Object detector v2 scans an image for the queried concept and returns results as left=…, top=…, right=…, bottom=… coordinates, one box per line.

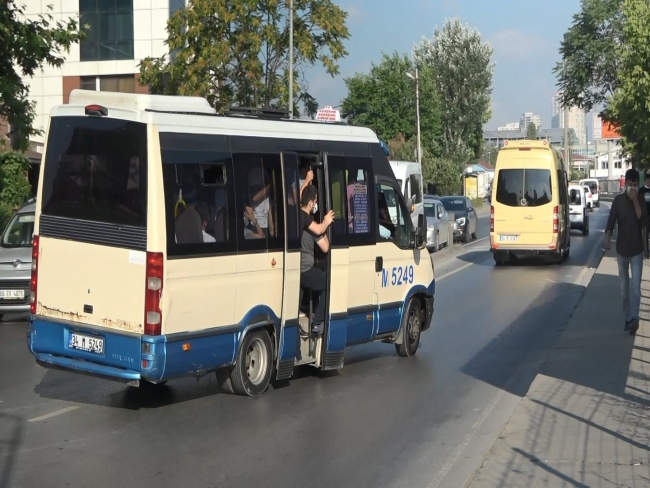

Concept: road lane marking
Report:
left=436, top=262, right=474, bottom=282
left=28, top=406, right=79, bottom=422
left=463, top=236, right=489, bottom=247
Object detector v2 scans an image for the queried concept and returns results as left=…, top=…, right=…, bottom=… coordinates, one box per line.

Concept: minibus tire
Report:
left=229, top=330, right=274, bottom=396
left=395, top=299, right=422, bottom=357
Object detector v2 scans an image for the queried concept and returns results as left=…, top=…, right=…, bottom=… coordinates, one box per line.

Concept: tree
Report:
left=0, top=3, right=84, bottom=151
left=481, top=142, right=500, bottom=165
left=414, top=17, right=494, bottom=164
left=342, top=52, right=441, bottom=154
left=388, top=135, right=461, bottom=195
left=554, top=0, right=623, bottom=113
left=139, top=0, right=349, bottom=116
left=526, top=122, right=538, bottom=140
left=609, top=0, right=650, bottom=166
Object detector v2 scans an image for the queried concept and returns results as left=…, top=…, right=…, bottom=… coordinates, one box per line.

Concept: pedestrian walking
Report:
left=605, top=168, right=648, bottom=335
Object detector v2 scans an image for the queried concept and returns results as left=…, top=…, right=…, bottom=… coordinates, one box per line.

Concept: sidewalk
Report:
left=468, top=251, right=650, bottom=488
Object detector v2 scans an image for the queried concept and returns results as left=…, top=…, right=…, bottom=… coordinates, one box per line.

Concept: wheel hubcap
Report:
left=409, top=311, right=421, bottom=344
left=245, top=337, right=268, bottom=386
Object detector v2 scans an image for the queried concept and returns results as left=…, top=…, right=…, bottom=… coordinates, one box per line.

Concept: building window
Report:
left=80, top=75, right=136, bottom=93
left=80, top=0, right=134, bottom=61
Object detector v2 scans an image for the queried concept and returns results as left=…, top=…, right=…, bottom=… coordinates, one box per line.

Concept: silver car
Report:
left=424, top=197, right=450, bottom=252
left=0, top=203, right=35, bottom=319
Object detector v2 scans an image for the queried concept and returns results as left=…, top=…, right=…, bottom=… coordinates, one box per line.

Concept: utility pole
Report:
left=288, top=0, right=294, bottom=119
left=585, top=109, right=589, bottom=178
left=563, top=61, right=569, bottom=173
left=415, top=67, right=421, bottom=165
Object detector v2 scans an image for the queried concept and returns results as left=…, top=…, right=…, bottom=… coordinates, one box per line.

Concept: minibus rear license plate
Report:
left=499, top=235, right=518, bottom=242
left=68, top=332, right=104, bottom=354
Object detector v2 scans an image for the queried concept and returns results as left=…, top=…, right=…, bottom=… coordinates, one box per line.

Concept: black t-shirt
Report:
left=639, top=186, right=650, bottom=220
left=300, top=210, right=322, bottom=273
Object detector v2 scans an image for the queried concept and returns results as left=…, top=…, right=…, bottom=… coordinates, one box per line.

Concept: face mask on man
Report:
left=627, top=185, right=638, bottom=196
left=312, top=202, right=319, bottom=214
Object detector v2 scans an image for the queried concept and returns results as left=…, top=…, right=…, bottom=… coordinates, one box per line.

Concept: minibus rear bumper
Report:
left=27, top=317, right=165, bottom=386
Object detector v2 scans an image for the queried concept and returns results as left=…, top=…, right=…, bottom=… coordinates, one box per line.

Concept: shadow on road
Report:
left=460, top=280, right=586, bottom=398
left=0, top=411, right=23, bottom=488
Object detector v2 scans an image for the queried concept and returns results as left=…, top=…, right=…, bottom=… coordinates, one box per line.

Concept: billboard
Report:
left=601, top=121, right=621, bottom=140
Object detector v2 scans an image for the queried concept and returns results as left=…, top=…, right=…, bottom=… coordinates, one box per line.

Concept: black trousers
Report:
left=300, top=267, right=327, bottom=325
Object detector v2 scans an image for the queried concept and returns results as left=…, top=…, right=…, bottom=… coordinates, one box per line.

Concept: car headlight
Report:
left=456, top=217, right=466, bottom=226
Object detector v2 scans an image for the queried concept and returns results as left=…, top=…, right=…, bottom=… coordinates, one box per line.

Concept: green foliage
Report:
left=414, top=17, right=494, bottom=163
left=0, top=3, right=84, bottom=151
left=471, top=197, right=483, bottom=208
left=342, top=52, right=441, bottom=154
left=139, top=0, right=349, bottom=116
left=481, top=143, right=500, bottom=165
left=554, top=0, right=623, bottom=112
left=387, top=135, right=461, bottom=196
left=0, top=153, right=32, bottom=209
left=609, top=0, right=650, bottom=167
left=526, top=122, right=538, bottom=140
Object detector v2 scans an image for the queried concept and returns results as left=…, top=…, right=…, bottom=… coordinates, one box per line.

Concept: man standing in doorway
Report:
left=300, top=185, right=334, bottom=334
left=605, top=168, right=648, bottom=335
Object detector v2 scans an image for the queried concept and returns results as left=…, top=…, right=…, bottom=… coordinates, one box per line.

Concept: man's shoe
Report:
left=311, top=322, right=324, bottom=334
left=630, top=319, right=640, bottom=336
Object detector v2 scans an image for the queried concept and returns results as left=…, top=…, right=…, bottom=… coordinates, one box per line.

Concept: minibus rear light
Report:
left=30, top=235, right=39, bottom=314
left=144, top=252, right=163, bottom=336
left=553, top=206, right=558, bottom=233
left=490, top=206, right=494, bottom=232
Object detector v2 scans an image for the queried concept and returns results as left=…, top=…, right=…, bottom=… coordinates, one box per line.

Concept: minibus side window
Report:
left=233, top=153, right=285, bottom=252
left=378, top=183, right=411, bottom=248
left=409, top=174, right=422, bottom=204
left=161, top=150, right=236, bottom=256
left=345, top=157, right=375, bottom=246
left=283, top=153, right=301, bottom=252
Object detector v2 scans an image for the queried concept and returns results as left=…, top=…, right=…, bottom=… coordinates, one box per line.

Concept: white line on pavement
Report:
left=436, top=262, right=474, bottom=282
left=463, top=236, right=489, bottom=247
left=28, top=406, right=79, bottom=422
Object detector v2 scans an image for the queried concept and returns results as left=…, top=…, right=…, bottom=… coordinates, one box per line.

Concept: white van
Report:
left=389, top=161, right=424, bottom=225
left=27, top=90, right=435, bottom=396
left=568, top=184, right=589, bottom=235
left=579, top=178, right=600, bottom=207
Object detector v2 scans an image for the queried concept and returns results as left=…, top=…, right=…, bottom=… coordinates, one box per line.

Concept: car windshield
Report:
left=569, top=189, right=582, bottom=205
left=2, top=212, right=35, bottom=248
left=424, top=202, right=437, bottom=218
left=440, top=198, right=466, bottom=212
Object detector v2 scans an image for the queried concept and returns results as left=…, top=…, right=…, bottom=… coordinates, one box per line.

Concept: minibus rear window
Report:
left=41, top=117, right=147, bottom=227
left=496, top=169, right=552, bottom=207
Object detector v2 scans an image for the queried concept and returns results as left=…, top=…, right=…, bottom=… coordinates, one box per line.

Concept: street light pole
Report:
left=406, top=68, right=421, bottom=165
left=288, top=0, right=294, bottom=119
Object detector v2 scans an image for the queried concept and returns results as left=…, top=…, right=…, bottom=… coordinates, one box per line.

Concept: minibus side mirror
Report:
left=415, top=214, right=426, bottom=248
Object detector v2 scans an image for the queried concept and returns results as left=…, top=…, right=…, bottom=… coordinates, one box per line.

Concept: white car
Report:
left=580, top=178, right=600, bottom=208
left=569, top=185, right=589, bottom=235
left=583, top=185, right=594, bottom=210
left=423, top=197, right=450, bottom=252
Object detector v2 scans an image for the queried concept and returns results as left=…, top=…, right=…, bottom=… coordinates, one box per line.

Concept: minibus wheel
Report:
left=395, top=299, right=422, bottom=357
left=227, top=330, right=274, bottom=396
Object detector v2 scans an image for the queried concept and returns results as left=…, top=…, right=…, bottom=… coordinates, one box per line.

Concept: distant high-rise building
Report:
left=593, top=113, right=603, bottom=140
left=520, top=112, right=541, bottom=131
left=497, top=122, right=521, bottom=131
left=551, top=92, right=586, bottom=144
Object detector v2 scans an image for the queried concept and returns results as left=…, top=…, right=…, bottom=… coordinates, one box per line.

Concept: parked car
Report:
left=423, top=196, right=450, bottom=252
left=583, top=185, right=594, bottom=210
left=568, top=185, right=589, bottom=235
left=0, top=202, right=35, bottom=320
left=439, top=196, right=478, bottom=243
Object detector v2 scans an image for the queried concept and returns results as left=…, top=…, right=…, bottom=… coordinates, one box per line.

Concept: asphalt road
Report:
left=0, top=206, right=609, bottom=488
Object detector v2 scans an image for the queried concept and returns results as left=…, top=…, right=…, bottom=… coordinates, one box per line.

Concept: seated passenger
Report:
left=244, top=205, right=265, bottom=239
left=196, top=201, right=216, bottom=243
left=377, top=193, right=396, bottom=239
left=300, top=185, right=334, bottom=334
left=175, top=188, right=203, bottom=244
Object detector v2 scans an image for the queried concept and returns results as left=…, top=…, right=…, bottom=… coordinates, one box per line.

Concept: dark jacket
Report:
left=606, top=192, right=649, bottom=258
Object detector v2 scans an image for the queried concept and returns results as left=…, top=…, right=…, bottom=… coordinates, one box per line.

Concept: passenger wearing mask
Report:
left=605, top=168, right=649, bottom=335
left=300, top=185, right=334, bottom=334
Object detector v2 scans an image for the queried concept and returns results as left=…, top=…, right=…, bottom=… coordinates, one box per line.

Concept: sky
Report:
left=305, top=0, right=583, bottom=131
